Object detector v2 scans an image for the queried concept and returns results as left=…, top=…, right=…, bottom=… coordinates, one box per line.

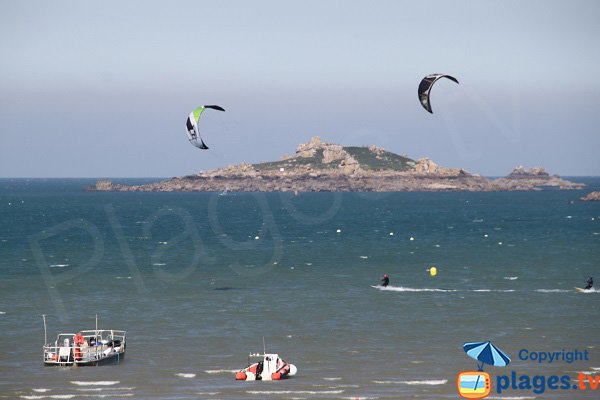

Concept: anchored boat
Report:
left=42, top=315, right=126, bottom=366
left=236, top=352, right=297, bottom=381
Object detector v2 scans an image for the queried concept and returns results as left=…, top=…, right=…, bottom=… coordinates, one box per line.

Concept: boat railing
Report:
left=79, top=329, right=126, bottom=343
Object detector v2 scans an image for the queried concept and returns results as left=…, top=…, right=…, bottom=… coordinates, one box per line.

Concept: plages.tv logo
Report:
left=457, top=341, right=511, bottom=399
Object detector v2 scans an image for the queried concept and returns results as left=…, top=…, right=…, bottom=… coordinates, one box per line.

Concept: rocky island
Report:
left=90, top=137, right=585, bottom=193
left=580, top=191, right=600, bottom=201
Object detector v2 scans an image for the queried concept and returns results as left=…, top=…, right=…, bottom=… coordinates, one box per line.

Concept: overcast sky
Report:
left=1, top=0, right=599, bottom=177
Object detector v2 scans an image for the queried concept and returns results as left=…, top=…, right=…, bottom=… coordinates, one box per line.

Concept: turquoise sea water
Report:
left=0, top=178, right=599, bottom=399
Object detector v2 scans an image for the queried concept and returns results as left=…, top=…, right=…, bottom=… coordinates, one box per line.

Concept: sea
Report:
left=0, top=178, right=599, bottom=399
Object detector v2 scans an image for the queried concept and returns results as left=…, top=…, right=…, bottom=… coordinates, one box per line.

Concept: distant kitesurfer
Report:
left=584, top=277, right=593, bottom=290
left=381, top=273, right=390, bottom=287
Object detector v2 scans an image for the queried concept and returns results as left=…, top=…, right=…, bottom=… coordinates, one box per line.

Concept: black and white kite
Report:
left=418, top=74, right=459, bottom=114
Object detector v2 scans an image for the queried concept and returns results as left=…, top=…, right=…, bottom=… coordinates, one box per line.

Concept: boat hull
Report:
left=44, top=351, right=125, bottom=367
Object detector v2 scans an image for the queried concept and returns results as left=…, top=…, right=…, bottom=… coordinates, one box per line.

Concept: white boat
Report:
left=235, top=352, right=297, bottom=381
left=42, top=315, right=126, bottom=367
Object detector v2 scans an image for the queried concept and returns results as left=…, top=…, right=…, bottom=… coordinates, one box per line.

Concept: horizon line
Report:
left=1, top=176, right=600, bottom=180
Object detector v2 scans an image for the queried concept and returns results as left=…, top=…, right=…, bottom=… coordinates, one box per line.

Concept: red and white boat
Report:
left=235, top=352, right=297, bottom=381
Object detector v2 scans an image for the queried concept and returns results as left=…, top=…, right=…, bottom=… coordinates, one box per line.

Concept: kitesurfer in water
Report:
left=381, top=273, right=390, bottom=287
left=584, top=277, right=593, bottom=290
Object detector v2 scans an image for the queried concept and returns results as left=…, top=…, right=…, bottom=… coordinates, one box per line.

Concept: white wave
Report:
left=21, top=395, right=134, bottom=399
left=373, top=379, right=447, bottom=385
left=115, top=276, right=132, bottom=279
left=400, top=379, right=447, bottom=385
left=341, top=397, right=379, bottom=400
left=152, top=263, right=166, bottom=266
left=70, top=381, right=119, bottom=386
left=577, top=288, right=598, bottom=293
left=360, top=256, right=368, bottom=259
left=32, top=389, right=50, bottom=393
left=75, top=387, right=134, bottom=391
left=0, top=311, right=5, bottom=315
left=472, top=289, right=515, bottom=292
left=195, top=392, right=220, bottom=396
left=536, top=289, right=571, bottom=293
left=572, top=370, right=600, bottom=375
left=374, top=285, right=458, bottom=292
left=504, top=276, right=518, bottom=280
left=49, top=264, right=69, bottom=268
left=175, top=373, right=196, bottom=378
left=246, top=390, right=343, bottom=395
left=204, top=369, right=237, bottom=374
left=323, top=377, right=342, bottom=381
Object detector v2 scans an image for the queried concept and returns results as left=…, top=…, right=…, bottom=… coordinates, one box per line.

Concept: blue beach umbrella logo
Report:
left=463, top=341, right=511, bottom=371
left=457, top=341, right=510, bottom=399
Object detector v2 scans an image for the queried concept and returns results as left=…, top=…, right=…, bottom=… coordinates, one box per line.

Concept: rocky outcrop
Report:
left=297, top=136, right=363, bottom=175
left=94, top=180, right=114, bottom=191
left=507, top=165, right=550, bottom=179
left=414, top=158, right=465, bottom=177
left=581, top=191, right=600, bottom=201
left=89, top=172, right=492, bottom=193
left=87, top=139, right=585, bottom=193
left=321, top=144, right=346, bottom=164
left=339, top=156, right=361, bottom=175
left=295, top=136, right=322, bottom=158
left=491, top=166, right=584, bottom=190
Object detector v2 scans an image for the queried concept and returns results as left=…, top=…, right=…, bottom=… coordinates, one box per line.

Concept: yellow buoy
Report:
left=429, top=266, right=437, bottom=277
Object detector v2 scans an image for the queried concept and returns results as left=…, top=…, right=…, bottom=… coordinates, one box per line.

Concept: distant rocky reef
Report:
left=580, top=191, right=600, bottom=201
left=88, top=136, right=585, bottom=193
left=491, top=165, right=584, bottom=191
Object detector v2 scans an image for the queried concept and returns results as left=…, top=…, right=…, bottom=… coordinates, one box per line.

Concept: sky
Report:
left=1, top=0, right=599, bottom=177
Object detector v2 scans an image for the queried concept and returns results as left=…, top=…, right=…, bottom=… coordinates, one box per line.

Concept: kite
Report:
left=418, top=74, right=459, bottom=113
left=185, top=105, right=226, bottom=149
